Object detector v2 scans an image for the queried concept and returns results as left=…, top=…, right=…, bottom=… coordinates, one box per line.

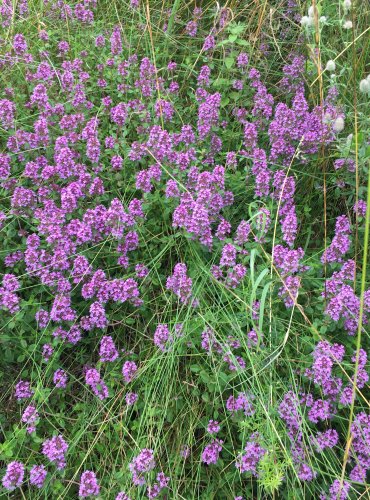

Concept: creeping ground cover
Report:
left=0, top=0, right=370, bottom=498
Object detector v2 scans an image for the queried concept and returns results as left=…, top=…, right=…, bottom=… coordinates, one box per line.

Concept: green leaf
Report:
left=225, top=57, right=234, bottom=69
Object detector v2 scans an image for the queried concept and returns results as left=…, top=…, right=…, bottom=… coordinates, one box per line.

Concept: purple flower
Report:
left=42, top=435, right=68, bottom=469
left=13, top=34, right=27, bottom=54
left=0, top=99, right=16, bottom=129
left=354, top=200, right=367, bottom=217
left=236, top=438, right=266, bottom=475
left=216, top=219, right=231, bottom=240
left=39, top=30, right=49, bottom=41
left=111, top=155, right=123, bottom=171
left=2, top=461, right=24, bottom=490
left=126, top=392, right=138, bottom=406
left=30, top=465, right=47, bottom=488
left=201, top=439, right=223, bottom=464
left=311, top=429, right=338, bottom=452
left=99, top=335, right=119, bottom=362
left=237, top=52, right=249, bottom=67
left=278, top=275, right=301, bottom=308
left=0, top=153, right=11, bottom=179
left=135, top=264, right=149, bottom=278
left=116, top=493, right=131, bottom=500
left=197, top=93, right=221, bottom=139
left=226, top=392, right=255, bottom=416
left=89, top=302, right=108, bottom=329
left=321, top=215, right=351, bottom=263
left=111, top=102, right=128, bottom=126
left=334, top=158, right=355, bottom=172
left=155, top=99, right=174, bottom=121
left=180, top=445, right=190, bottom=458
left=298, top=463, right=316, bottom=481
left=340, top=386, right=353, bottom=406
left=79, top=471, right=100, bottom=497
left=58, top=41, right=69, bottom=54
left=203, top=35, right=215, bottom=52
left=328, top=479, right=350, bottom=499
left=110, top=26, right=122, bottom=55
left=53, top=369, right=68, bottom=389
left=85, top=369, right=109, bottom=400
left=21, top=404, right=39, bottom=433
left=186, top=20, right=198, bottom=37
left=220, top=243, right=237, bottom=267
left=166, top=263, right=192, bottom=303
left=129, top=449, right=155, bottom=486
left=233, top=79, right=244, bottom=91
left=197, top=65, right=211, bottom=87
left=95, top=35, right=105, bottom=47
left=154, top=324, right=171, bottom=351
left=15, top=380, right=34, bottom=400
left=207, top=420, right=220, bottom=434
left=42, top=343, right=54, bottom=362
left=122, top=361, right=138, bottom=383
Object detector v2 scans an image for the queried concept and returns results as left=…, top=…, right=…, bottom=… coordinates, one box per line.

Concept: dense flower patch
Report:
left=0, top=0, right=369, bottom=498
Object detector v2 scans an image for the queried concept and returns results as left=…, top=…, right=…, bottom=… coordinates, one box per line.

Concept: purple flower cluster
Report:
left=274, top=244, right=305, bottom=308
left=278, top=391, right=315, bottom=481
left=42, top=434, right=68, bottom=469
left=321, top=216, right=351, bottom=264
left=166, top=263, right=192, bottom=303
left=85, top=368, right=109, bottom=400
left=172, top=165, right=233, bottom=249
left=0, top=273, right=20, bottom=313
left=99, top=335, right=119, bottom=362
left=349, top=412, right=370, bottom=482
left=201, top=439, right=223, bottom=465
left=116, top=492, right=131, bottom=500
left=146, top=472, right=170, bottom=499
left=207, top=420, right=220, bottom=434
left=197, top=92, right=221, bottom=139
left=236, top=436, right=266, bottom=475
left=129, top=448, right=155, bottom=486
left=126, top=392, right=138, bottom=406
left=122, top=361, right=138, bottom=383
left=226, top=392, right=255, bottom=416
left=21, top=404, right=39, bottom=433
left=2, top=461, right=24, bottom=490
left=269, top=80, right=337, bottom=165
left=30, top=464, right=47, bottom=488
left=15, top=380, right=34, bottom=400
left=53, top=368, right=68, bottom=388
left=324, top=258, right=370, bottom=335
left=42, top=343, right=54, bottom=362
left=153, top=324, right=171, bottom=351
left=79, top=471, right=100, bottom=497
left=311, top=429, right=338, bottom=452
left=201, top=328, right=246, bottom=372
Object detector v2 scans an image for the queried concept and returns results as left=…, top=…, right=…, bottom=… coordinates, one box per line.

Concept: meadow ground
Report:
left=0, top=0, right=370, bottom=498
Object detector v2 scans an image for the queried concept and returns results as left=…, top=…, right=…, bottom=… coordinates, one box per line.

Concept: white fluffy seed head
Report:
left=320, top=16, right=327, bottom=23
left=300, top=15, right=310, bottom=26
left=308, top=5, right=315, bottom=17
left=359, top=79, right=370, bottom=94
left=333, top=117, right=345, bottom=133
left=326, top=60, right=336, bottom=72
left=343, top=0, right=351, bottom=12
left=343, top=20, right=353, bottom=29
